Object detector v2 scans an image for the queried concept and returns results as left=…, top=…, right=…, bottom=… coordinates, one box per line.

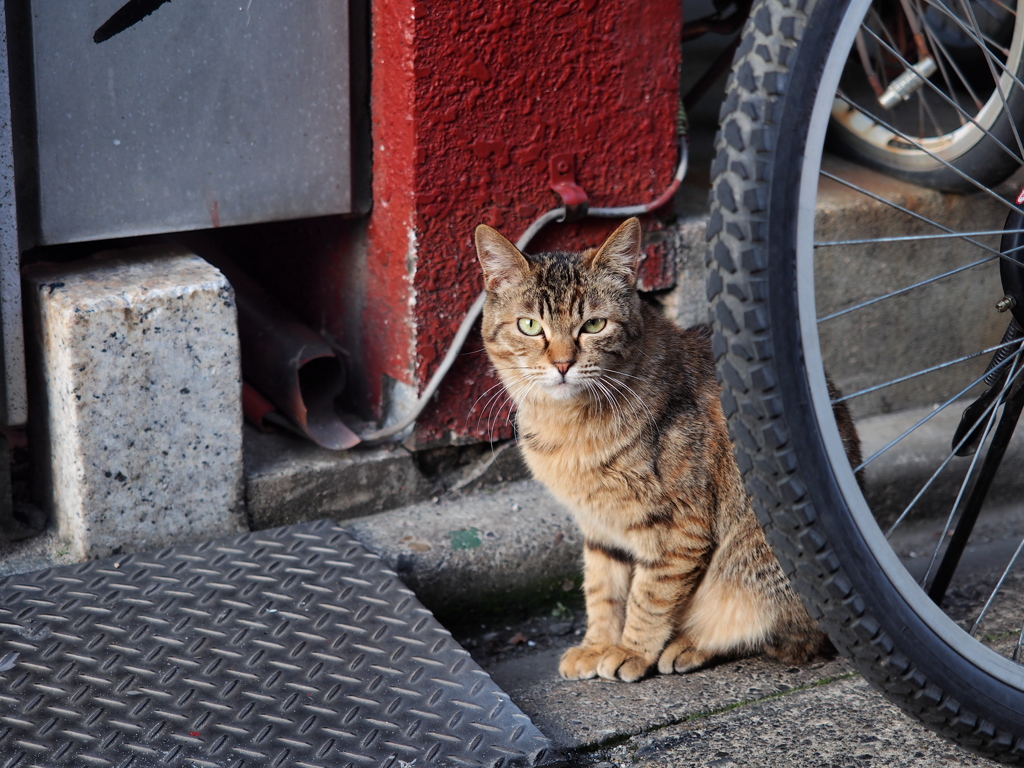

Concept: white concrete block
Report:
left=24, top=248, right=246, bottom=559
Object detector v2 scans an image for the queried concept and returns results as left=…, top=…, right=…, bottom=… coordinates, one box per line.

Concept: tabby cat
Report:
left=474, top=217, right=862, bottom=682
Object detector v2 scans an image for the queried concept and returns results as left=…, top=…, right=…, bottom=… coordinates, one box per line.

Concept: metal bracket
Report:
left=549, top=153, right=589, bottom=221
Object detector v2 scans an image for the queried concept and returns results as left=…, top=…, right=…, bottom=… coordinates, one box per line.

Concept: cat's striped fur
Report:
left=475, top=218, right=862, bottom=682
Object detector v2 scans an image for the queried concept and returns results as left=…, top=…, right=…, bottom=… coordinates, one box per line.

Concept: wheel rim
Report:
left=829, top=0, right=1024, bottom=174
left=797, top=0, right=1024, bottom=691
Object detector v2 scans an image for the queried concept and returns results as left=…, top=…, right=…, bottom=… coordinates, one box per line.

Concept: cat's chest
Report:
left=525, top=443, right=609, bottom=490
left=519, top=415, right=656, bottom=524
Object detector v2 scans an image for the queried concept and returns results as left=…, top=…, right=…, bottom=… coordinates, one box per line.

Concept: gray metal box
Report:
left=29, top=0, right=352, bottom=245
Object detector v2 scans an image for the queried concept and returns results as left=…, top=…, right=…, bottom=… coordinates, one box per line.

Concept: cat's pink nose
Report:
left=554, top=361, right=573, bottom=376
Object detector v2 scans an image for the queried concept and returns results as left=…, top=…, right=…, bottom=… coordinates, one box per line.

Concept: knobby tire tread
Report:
left=707, top=0, right=1024, bottom=760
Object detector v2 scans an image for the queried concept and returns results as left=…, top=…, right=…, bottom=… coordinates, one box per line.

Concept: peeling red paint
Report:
left=368, top=0, right=682, bottom=445
left=364, top=0, right=418, bottom=411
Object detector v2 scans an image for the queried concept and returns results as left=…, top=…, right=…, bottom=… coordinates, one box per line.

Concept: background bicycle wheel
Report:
left=829, top=0, right=1024, bottom=191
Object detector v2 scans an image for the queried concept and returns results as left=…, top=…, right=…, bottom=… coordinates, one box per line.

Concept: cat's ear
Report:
left=475, top=224, right=530, bottom=291
left=586, top=217, right=642, bottom=287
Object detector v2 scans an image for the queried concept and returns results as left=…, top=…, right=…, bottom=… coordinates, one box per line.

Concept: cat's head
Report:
left=474, top=218, right=645, bottom=406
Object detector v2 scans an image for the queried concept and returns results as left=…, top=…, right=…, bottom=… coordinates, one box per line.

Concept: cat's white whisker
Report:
left=603, top=367, right=647, bottom=383
left=603, top=374, right=659, bottom=437
left=600, top=377, right=632, bottom=434
left=505, top=374, right=540, bottom=411
left=506, top=377, right=543, bottom=436
left=471, top=377, right=518, bottom=416
left=618, top=384, right=658, bottom=437
left=582, top=379, right=607, bottom=419
left=479, top=370, right=536, bottom=439
left=481, top=387, right=515, bottom=439
left=590, top=377, right=625, bottom=432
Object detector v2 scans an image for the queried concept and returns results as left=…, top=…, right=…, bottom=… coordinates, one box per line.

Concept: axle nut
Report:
left=996, top=295, right=1017, bottom=313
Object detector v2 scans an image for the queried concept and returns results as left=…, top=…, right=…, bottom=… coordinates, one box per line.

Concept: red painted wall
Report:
left=367, top=0, right=683, bottom=446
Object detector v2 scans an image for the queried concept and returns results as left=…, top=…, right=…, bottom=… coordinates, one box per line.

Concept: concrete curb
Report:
left=242, top=426, right=532, bottom=529
left=343, top=479, right=584, bottom=618
left=332, top=402, right=1024, bottom=620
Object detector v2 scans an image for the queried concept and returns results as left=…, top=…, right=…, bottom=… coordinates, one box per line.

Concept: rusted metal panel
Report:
left=29, top=0, right=353, bottom=245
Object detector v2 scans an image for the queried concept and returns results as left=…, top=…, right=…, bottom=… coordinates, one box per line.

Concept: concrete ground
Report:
left=330, top=405, right=1024, bottom=767
left=466, top=501, right=1024, bottom=768
left=488, top=647, right=998, bottom=768
left=4, top=410, right=1020, bottom=766
left=3, top=153, right=1020, bottom=768
left=349, top=485, right=1022, bottom=768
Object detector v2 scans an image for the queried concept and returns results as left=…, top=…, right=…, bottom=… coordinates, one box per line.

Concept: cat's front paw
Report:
left=559, top=643, right=611, bottom=680
left=657, top=637, right=713, bottom=674
left=559, top=644, right=652, bottom=682
left=596, top=645, right=653, bottom=682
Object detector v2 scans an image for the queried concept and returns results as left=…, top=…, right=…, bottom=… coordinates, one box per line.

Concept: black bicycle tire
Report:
left=828, top=0, right=1024, bottom=193
left=707, top=0, right=1024, bottom=760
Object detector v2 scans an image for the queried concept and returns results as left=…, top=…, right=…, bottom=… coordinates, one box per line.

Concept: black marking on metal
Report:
left=94, top=0, right=173, bottom=44
left=0, top=520, right=556, bottom=767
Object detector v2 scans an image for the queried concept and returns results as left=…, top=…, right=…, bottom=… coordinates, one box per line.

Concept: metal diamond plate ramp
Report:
left=0, top=520, right=558, bottom=768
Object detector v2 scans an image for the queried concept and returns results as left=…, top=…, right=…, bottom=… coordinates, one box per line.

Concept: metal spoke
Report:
left=884, top=356, right=1019, bottom=540
left=970, top=537, right=1024, bottom=637
left=923, top=93, right=943, bottom=138
left=988, top=0, right=1017, bottom=17
left=918, top=0, right=979, bottom=119
left=919, top=7, right=986, bottom=112
left=819, top=170, right=1011, bottom=261
left=832, top=338, right=1024, bottom=404
left=926, top=0, right=1015, bottom=56
left=918, top=354, right=1023, bottom=569
left=865, top=5, right=901, bottom=92
left=856, top=343, right=1024, bottom=472
left=927, top=378, right=1024, bottom=603
left=921, top=406, right=1002, bottom=574
left=874, top=1, right=981, bottom=107
left=857, top=18, right=1019, bottom=161
left=801, top=0, right=1024, bottom=676
left=920, top=0, right=1021, bottom=94
left=960, top=0, right=1024, bottom=161
left=817, top=255, right=998, bottom=323
left=836, top=87, right=1023, bottom=215
left=818, top=229, right=1024, bottom=247
left=925, top=0, right=1015, bottom=54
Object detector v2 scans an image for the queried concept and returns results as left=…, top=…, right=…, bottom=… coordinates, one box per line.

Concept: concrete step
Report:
left=334, top=403, right=1024, bottom=622
left=859, top=400, right=1024, bottom=531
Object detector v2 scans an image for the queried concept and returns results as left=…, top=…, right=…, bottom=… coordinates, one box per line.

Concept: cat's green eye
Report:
left=581, top=318, right=607, bottom=334
left=517, top=317, right=543, bottom=336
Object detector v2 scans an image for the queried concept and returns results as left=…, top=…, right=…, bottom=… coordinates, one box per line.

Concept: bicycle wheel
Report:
left=829, top=0, right=1024, bottom=191
left=708, top=0, right=1024, bottom=760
